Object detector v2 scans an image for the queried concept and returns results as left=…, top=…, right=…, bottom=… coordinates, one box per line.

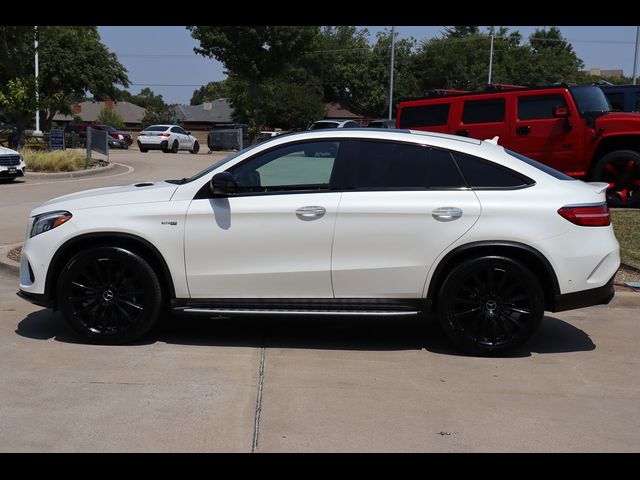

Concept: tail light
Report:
left=558, top=203, right=611, bottom=226
left=138, top=132, right=145, bottom=136
left=161, top=133, right=171, bottom=137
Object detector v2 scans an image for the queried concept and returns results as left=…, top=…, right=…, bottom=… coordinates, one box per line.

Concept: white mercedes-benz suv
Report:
left=18, top=129, right=620, bottom=355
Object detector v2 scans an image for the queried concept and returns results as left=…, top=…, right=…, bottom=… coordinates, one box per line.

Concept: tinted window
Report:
left=636, top=93, right=640, bottom=112
left=605, top=92, right=625, bottom=111
left=343, top=121, right=359, bottom=128
left=462, top=98, right=505, bottom=124
left=505, top=149, right=574, bottom=180
left=351, top=140, right=428, bottom=188
left=399, top=104, right=450, bottom=128
left=518, top=94, right=567, bottom=120
left=171, top=127, right=186, bottom=134
left=453, top=152, right=533, bottom=188
left=428, top=149, right=467, bottom=188
left=309, top=122, right=339, bottom=130
left=230, top=141, right=339, bottom=192
left=144, top=126, right=169, bottom=132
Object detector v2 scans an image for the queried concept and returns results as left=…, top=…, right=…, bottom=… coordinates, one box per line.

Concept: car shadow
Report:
left=15, top=309, right=595, bottom=357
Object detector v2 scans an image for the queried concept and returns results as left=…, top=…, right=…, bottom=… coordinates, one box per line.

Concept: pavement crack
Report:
left=251, top=345, right=266, bottom=453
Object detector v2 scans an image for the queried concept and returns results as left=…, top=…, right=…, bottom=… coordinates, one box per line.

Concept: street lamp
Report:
left=388, top=26, right=395, bottom=120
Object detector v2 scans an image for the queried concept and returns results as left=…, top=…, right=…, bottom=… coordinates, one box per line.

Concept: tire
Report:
left=592, top=149, right=640, bottom=208
left=190, top=141, right=200, bottom=154
left=0, top=177, right=16, bottom=183
left=57, top=246, right=163, bottom=345
left=140, top=148, right=148, bottom=153
left=171, top=140, right=179, bottom=154
left=437, top=256, right=544, bottom=356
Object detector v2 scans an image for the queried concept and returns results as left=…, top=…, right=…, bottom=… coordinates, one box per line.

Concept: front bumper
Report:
left=551, top=273, right=615, bottom=312
left=0, top=166, right=25, bottom=178
left=17, top=289, right=54, bottom=308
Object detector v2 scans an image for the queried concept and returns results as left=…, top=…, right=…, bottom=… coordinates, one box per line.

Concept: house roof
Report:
left=53, top=101, right=147, bottom=124
left=173, top=98, right=234, bottom=124
left=324, top=102, right=361, bottom=119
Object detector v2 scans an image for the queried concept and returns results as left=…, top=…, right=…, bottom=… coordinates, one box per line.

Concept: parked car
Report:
left=207, top=123, right=250, bottom=151
left=367, top=119, right=396, bottom=128
left=17, top=129, right=619, bottom=355
left=308, top=119, right=360, bottom=130
left=0, top=146, right=26, bottom=182
left=598, top=84, right=640, bottom=113
left=137, top=125, right=199, bottom=154
left=91, top=124, right=133, bottom=147
left=396, top=83, right=640, bottom=207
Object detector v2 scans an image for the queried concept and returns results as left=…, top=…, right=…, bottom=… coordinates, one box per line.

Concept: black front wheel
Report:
left=171, top=140, right=179, bottom=153
left=190, top=141, right=199, bottom=154
left=437, top=256, right=544, bottom=356
left=57, top=247, right=163, bottom=344
left=592, top=150, right=640, bottom=208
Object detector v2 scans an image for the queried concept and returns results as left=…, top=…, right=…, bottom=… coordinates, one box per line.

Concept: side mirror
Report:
left=187, top=131, right=191, bottom=135
left=209, top=172, right=238, bottom=197
left=552, top=106, right=569, bottom=118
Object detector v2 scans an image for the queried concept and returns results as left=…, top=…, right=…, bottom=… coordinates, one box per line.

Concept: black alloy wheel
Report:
left=171, top=140, right=179, bottom=153
left=438, top=256, right=544, bottom=356
left=593, top=150, right=640, bottom=208
left=190, top=141, right=199, bottom=154
left=57, top=247, right=162, bottom=344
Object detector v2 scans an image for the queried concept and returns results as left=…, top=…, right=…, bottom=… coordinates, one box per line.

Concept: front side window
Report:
left=517, top=94, right=567, bottom=120
left=229, top=141, right=340, bottom=193
left=462, top=98, right=505, bottom=124
left=398, top=103, right=450, bottom=128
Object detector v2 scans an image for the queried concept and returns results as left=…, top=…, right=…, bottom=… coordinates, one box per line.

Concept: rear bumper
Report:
left=551, top=273, right=615, bottom=312
left=138, top=140, right=168, bottom=150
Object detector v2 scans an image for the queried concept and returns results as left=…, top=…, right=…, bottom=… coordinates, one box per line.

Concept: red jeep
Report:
left=396, top=84, right=640, bottom=207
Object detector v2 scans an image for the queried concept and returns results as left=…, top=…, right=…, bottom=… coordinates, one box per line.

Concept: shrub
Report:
left=22, top=149, right=94, bottom=172
left=95, top=107, right=124, bottom=130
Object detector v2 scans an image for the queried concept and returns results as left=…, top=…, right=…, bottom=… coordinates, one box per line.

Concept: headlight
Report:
left=30, top=211, right=72, bottom=238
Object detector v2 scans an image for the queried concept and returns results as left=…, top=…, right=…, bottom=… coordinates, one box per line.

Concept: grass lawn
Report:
left=611, top=210, right=640, bottom=270
left=21, top=149, right=95, bottom=172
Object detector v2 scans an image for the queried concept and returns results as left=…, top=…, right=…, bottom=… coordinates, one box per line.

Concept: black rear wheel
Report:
left=593, top=150, right=640, bottom=208
left=437, top=256, right=544, bottom=356
left=57, top=247, right=162, bottom=344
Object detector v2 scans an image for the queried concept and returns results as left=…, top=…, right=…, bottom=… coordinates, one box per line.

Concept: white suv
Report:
left=0, top=146, right=26, bottom=182
left=17, top=129, right=620, bottom=355
left=137, top=124, right=199, bottom=154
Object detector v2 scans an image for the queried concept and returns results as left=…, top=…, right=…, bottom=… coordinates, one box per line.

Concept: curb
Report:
left=25, top=162, right=116, bottom=179
left=0, top=242, right=21, bottom=276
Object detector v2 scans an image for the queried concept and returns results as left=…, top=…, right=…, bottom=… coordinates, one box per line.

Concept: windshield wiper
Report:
left=165, top=177, right=188, bottom=185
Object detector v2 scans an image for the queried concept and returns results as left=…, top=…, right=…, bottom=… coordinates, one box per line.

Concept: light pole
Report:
left=488, top=31, right=494, bottom=85
left=388, top=26, right=395, bottom=120
left=34, top=26, right=41, bottom=134
left=633, top=26, right=639, bottom=85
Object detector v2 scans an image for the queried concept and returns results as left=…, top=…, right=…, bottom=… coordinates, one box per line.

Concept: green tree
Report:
left=190, top=80, right=230, bottom=105
left=188, top=26, right=320, bottom=133
left=95, top=107, right=124, bottom=129
left=0, top=26, right=129, bottom=135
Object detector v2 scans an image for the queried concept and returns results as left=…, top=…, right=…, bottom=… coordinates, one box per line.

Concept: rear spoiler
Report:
left=484, top=136, right=500, bottom=145
left=587, top=182, right=610, bottom=194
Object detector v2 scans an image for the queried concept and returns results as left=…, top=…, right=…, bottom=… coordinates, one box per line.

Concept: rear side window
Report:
left=462, top=98, right=505, bottom=124
left=453, top=152, right=533, bottom=189
left=399, top=104, right=450, bottom=128
left=604, top=92, right=624, bottom=111
left=517, top=94, right=567, bottom=120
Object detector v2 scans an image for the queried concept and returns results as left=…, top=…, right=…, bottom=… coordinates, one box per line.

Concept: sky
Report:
left=97, top=26, right=640, bottom=105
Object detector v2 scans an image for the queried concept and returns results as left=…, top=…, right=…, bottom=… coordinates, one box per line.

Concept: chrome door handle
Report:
left=296, top=206, right=326, bottom=220
left=432, top=207, right=463, bottom=222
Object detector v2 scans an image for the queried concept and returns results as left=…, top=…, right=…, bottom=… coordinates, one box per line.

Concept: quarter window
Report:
left=399, top=103, right=450, bottom=128
left=517, top=94, right=567, bottom=120
left=230, top=141, right=339, bottom=193
left=453, top=152, right=533, bottom=188
left=462, top=98, right=505, bottom=124
left=604, top=92, right=624, bottom=111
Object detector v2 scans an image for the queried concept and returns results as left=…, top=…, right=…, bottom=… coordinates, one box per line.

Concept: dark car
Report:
left=367, top=119, right=396, bottom=128
left=91, top=124, right=133, bottom=148
left=599, top=84, right=640, bottom=113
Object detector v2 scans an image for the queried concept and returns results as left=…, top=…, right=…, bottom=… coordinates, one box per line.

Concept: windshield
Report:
left=309, top=122, right=339, bottom=130
left=569, top=85, right=611, bottom=115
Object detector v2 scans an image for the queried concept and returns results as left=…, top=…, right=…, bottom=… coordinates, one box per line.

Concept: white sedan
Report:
left=137, top=124, right=199, bottom=154
left=18, top=129, right=619, bottom=355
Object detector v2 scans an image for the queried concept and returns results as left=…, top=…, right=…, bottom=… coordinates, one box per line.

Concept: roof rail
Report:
left=484, top=84, right=526, bottom=92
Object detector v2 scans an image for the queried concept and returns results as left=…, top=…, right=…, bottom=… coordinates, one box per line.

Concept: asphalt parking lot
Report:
left=1, top=149, right=639, bottom=452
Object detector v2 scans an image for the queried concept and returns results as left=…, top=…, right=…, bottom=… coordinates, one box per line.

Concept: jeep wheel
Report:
left=57, top=246, right=163, bottom=344
left=437, top=256, right=544, bottom=356
left=593, top=150, right=640, bottom=208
